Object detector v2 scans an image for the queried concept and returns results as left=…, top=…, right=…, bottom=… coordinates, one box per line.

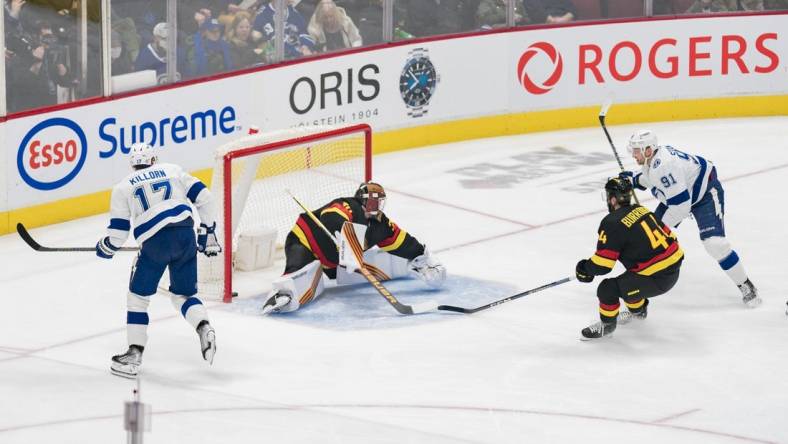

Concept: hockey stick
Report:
left=341, top=222, right=437, bottom=315
left=16, top=223, right=140, bottom=252
left=285, top=189, right=338, bottom=244
left=437, top=276, right=574, bottom=314
left=598, top=100, right=640, bottom=204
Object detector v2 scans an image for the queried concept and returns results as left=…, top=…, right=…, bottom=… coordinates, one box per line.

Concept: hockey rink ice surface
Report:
left=1, top=117, right=787, bottom=444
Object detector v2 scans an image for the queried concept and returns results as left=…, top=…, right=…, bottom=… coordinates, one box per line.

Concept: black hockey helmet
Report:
left=355, top=182, right=386, bottom=218
left=604, top=176, right=633, bottom=211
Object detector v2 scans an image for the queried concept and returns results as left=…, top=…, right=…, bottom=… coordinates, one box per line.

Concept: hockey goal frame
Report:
left=219, top=123, right=372, bottom=302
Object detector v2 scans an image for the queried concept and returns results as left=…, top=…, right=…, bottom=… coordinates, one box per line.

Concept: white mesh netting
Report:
left=198, top=125, right=371, bottom=301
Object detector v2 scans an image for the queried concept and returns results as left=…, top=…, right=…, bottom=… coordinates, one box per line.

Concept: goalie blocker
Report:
left=262, top=182, right=446, bottom=314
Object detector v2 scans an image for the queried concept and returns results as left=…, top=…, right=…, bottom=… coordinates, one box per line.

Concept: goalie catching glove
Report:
left=408, top=247, right=446, bottom=289
left=197, top=222, right=222, bottom=257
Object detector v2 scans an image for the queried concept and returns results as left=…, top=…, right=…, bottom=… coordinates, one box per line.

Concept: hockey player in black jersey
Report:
left=262, top=182, right=446, bottom=314
left=575, top=176, right=684, bottom=339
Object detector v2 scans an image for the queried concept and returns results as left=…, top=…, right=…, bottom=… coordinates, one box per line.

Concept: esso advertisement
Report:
left=17, top=118, right=88, bottom=191
left=511, top=16, right=785, bottom=106
left=13, top=102, right=244, bottom=193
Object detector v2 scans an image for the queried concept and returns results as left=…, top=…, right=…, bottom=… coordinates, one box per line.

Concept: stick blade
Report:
left=17, top=223, right=43, bottom=251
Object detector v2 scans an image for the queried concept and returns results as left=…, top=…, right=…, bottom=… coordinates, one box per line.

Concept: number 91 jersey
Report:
left=106, top=163, right=215, bottom=247
left=587, top=205, right=684, bottom=277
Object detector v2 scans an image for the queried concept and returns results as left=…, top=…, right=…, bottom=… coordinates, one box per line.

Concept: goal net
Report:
left=198, top=124, right=372, bottom=302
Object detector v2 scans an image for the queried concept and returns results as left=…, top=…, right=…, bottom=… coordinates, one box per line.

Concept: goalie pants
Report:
left=126, top=223, right=208, bottom=347
left=596, top=268, right=680, bottom=323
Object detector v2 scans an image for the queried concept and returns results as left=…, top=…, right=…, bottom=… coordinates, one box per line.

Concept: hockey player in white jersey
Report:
left=96, top=143, right=221, bottom=378
left=621, top=130, right=760, bottom=307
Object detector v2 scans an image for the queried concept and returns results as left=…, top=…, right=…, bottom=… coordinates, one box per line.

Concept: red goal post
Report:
left=200, top=124, right=372, bottom=303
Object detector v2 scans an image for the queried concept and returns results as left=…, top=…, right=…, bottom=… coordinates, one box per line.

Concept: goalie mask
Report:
left=604, top=176, right=633, bottom=212
left=129, top=143, right=157, bottom=169
left=355, top=182, right=386, bottom=218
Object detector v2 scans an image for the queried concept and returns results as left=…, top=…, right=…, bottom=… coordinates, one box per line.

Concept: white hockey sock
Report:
left=127, top=292, right=151, bottom=347
left=170, top=294, right=209, bottom=329
left=703, top=237, right=748, bottom=286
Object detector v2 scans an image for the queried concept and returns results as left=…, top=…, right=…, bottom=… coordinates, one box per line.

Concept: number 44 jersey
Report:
left=106, top=163, right=216, bottom=247
left=587, top=205, right=684, bottom=277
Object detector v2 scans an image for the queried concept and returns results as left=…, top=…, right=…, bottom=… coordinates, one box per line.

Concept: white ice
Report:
left=1, top=117, right=787, bottom=444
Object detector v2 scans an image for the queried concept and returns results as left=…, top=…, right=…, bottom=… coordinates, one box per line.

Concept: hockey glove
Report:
left=408, top=247, right=447, bottom=289
left=197, top=222, right=222, bottom=257
left=575, top=259, right=594, bottom=283
left=96, top=236, right=119, bottom=259
left=619, top=171, right=646, bottom=191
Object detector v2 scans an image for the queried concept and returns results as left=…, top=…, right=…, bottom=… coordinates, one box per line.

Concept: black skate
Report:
left=739, top=279, right=761, bottom=308
left=111, top=345, right=144, bottom=379
left=197, top=321, right=216, bottom=365
left=261, top=291, right=292, bottom=315
left=580, top=321, right=617, bottom=340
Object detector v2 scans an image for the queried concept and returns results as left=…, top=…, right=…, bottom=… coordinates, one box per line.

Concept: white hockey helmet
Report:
left=129, top=142, right=157, bottom=168
left=628, top=129, right=657, bottom=154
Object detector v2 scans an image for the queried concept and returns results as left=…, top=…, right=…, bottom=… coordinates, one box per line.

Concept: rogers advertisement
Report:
left=509, top=16, right=785, bottom=108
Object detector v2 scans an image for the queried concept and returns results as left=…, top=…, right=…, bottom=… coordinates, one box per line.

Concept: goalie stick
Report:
left=437, top=276, right=574, bottom=314
left=598, top=100, right=640, bottom=204
left=17, top=223, right=140, bottom=252
left=341, top=221, right=437, bottom=315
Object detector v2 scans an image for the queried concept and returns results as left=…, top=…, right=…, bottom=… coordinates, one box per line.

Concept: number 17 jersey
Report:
left=587, top=205, right=684, bottom=277
left=105, top=163, right=216, bottom=247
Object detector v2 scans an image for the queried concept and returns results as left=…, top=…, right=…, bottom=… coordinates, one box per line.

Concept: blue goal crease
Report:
left=223, top=276, right=517, bottom=331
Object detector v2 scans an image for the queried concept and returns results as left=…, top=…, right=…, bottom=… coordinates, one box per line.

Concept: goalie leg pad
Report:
left=270, top=260, right=325, bottom=312
left=126, top=292, right=151, bottom=347
left=702, top=236, right=747, bottom=286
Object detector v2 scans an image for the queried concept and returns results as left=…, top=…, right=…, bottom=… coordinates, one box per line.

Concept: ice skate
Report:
left=739, top=279, right=761, bottom=308
left=197, top=321, right=216, bottom=365
left=619, top=299, right=649, bottom=325
left=261, top=291, right=292, bottom=315
left=110, top=345, right=143, bottom=378
left=580, top=321, right=617, bottom=340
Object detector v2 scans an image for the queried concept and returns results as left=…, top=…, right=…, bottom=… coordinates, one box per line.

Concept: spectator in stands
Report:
left=9, top=19, right=73, bottom=109
left=254, top=0, right=315, bottom=59
left=192, top=18, right=233, bottom=75
left=686, top=0, right=728, bottom=12
left=351, top=0, right=406, bottom=45
left=225, top=11, right=267, bottom=68
left=134, top=22, right=169, bottom=77
left=308, top=0, right=363, bottom=52
left=476, top=0, right=530, bottom=27
left=110, top=29, right=134, bottom=76
left=538, top=0, right=575, bottom=23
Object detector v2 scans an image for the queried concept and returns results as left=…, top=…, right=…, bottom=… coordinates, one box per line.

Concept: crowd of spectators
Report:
left=4, top=0, right=788, bottom=114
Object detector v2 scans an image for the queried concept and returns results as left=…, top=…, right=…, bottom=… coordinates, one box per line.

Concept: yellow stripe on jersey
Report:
left=292, top=224, right=311, bottom=251
left=599, top=306, right=620, bottom=317
left=637, top=248, right=684, bottom=276
left=379, top=229, right=408, bottom=252
left=321, top=207, right=351, bottom=220
left=591, top=254, right=616, bottom=269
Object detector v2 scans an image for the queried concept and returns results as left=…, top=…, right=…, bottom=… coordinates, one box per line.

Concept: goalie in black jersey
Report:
left=262, top=182, right=446, bottom=314
left=575, top=176, right=684, bottom=339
